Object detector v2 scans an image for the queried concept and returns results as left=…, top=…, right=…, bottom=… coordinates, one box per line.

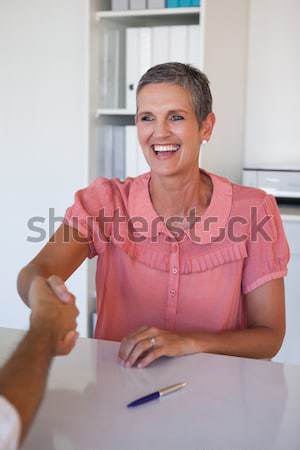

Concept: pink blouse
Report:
left=64, top=170, right=290, bottom=341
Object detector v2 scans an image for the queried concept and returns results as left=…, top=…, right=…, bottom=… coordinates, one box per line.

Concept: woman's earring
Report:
left=202, top=139, right=208, bottom=145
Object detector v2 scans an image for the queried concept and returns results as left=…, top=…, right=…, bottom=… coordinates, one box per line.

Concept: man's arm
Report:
left=0, top=277, right=79, bottom=446
left=0, top=328, right=58, bottom=445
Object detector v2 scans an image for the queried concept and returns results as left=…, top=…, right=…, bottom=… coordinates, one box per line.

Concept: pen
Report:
left=127, top=382, right=187, bottom=408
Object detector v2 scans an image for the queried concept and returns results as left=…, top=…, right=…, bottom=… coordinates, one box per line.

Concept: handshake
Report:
left=29, top=275, right=79, bottom=356
left=0, top=275, right=80, bottom=449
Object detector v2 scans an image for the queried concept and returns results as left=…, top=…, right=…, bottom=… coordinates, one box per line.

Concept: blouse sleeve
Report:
left=242, top=194, right=290, bottom=295
left=64, top=178, right=113, bottom=258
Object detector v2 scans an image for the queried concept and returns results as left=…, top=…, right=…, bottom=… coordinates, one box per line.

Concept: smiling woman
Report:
left=18, top=63, right=290, bottom=368
left=135, top=80, right=214, bottom=220
left=136, top=83, right=213, bottom=179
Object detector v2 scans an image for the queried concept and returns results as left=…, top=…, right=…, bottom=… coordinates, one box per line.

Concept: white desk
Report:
left=0, top=327, right=300, bottom=450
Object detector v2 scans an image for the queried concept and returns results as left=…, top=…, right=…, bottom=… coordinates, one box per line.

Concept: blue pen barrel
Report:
left=127, top=391, right=160, bottom=408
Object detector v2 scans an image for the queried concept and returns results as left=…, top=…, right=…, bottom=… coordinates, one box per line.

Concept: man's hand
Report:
left=118, top=326, right=196, bottom=368
left=28, top=276, right=79, bottom=356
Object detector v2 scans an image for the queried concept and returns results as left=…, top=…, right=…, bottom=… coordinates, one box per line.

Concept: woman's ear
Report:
left=200, top=112, right=216, bottom=142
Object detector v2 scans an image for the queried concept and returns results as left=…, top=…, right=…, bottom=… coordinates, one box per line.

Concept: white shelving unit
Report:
left=95, top=7, right=200, bottom=20
left=96, top=108, right=135, bottom=116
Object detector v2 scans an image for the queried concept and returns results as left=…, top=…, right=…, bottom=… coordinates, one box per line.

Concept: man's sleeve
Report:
left=0, top=396, right=21, bottom=450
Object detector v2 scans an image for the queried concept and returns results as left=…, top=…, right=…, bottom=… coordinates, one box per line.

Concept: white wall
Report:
left=0, top=0, right=90, bottom=335
left=244, top=0, right=300, bottom=169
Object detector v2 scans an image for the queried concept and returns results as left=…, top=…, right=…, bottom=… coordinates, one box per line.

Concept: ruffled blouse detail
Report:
left=117, top=238, right=247, bottom=275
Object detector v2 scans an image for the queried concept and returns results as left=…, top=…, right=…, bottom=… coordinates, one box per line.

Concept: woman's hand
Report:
left=118, top=326, right=198, bottom=368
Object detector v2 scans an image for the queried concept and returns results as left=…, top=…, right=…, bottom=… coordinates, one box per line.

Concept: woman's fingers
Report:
left=125, top=337, right=157, bottom=367
left=118, top=329, right=193, bottom=368
left=47, top=275, right=73, bottom=303
left=137, top=347, right=164, bottom=368
left=118, top=326, right=159, bottom=362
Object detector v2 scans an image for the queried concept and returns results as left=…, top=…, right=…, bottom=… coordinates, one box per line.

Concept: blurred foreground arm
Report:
left=0, top=277, right=79, bottom=448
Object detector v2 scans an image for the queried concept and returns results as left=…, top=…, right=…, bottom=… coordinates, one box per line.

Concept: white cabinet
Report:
left=273, top=218, right=300, bottom=365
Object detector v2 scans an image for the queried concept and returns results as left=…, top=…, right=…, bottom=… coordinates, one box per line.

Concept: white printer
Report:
left=242, top=169, right=300, bottom=199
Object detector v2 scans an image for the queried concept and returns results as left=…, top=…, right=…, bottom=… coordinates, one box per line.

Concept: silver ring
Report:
left=149, top=337, right=156, bottom=348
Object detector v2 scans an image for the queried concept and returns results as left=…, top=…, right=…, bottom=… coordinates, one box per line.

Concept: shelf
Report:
left=95, top=7, right=200, bottom=26
left=96, top=108, right=135, bottom=117
left=95, top=109, right=136, bottom=125
left=96, top=7, right=200, bottom=19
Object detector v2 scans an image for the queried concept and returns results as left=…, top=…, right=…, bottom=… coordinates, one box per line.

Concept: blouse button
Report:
left=170, top=289, right=176, bottom=297
left=172, top=267, right=178, bottom=274
left=172, top=244, right=178, bottom=253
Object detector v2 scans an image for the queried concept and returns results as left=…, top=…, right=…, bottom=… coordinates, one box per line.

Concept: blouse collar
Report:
left=128, top=169, right=233, bottom=244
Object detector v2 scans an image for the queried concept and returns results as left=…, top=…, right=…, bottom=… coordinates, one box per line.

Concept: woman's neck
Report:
left=149, top=167, right=213, bottom=219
